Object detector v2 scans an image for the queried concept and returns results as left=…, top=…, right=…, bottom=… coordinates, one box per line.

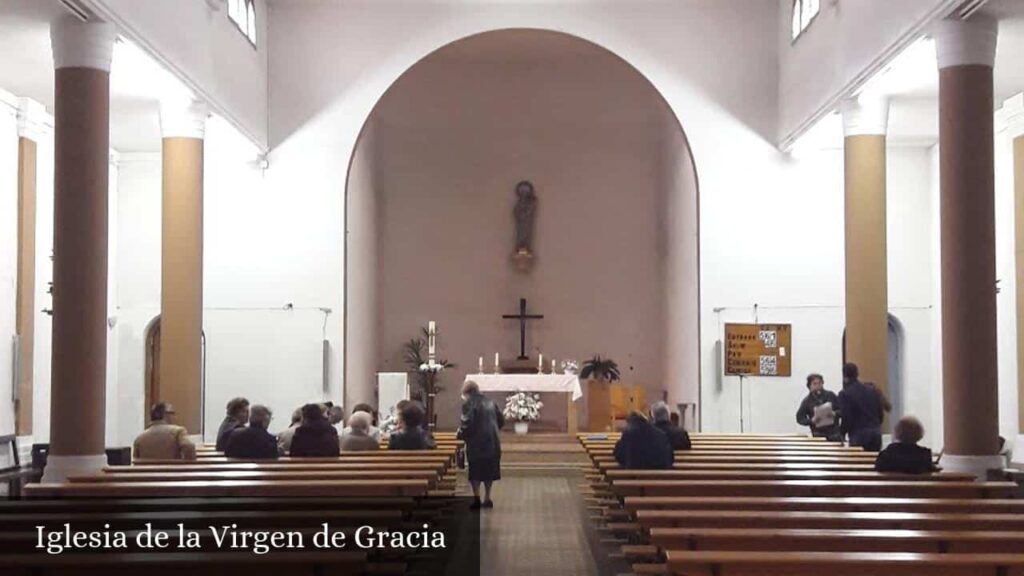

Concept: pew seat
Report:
left=610, top=479, right=1018, bottom=498
left=605, top=470, right=974, bottom=482
left=622, top=496, right=1024, bottom=515
left=662, top=550, right=1024, bottom=576
left=24, top=479, right=431, bottom=498
left=635, top=509, right=1024, bottom=531
left=649, top=527, right=1024, bottom=554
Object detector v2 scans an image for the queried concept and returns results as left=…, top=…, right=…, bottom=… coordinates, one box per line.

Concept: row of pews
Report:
left=579, top=432, right=1024, bottom=575
left=2, top=433, right=469, bottom=575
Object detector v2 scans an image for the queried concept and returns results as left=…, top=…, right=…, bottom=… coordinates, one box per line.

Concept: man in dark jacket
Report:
left=614, top=411, right=674, bottom=469
left=290, top=403, right=341, bottom=457
left=388, top=401, right=436, bottom=450
left=837, top=363, right=884, bottom=451
left=795, top=373, right=841, bottom=441
left=875, top=416, right=937, bottom=474
left=650, top=401, right=691, bottom=450
left=224, top=405, right=279, bottom=460
left=215, top=397, right=250, bottom=451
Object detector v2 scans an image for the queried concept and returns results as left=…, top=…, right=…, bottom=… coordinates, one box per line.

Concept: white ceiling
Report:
left=0, top=0, right=172, bottom=152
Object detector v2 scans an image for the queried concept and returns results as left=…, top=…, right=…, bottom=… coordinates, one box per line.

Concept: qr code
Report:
left=759, top=355, right=777, bottom=376
left=758, top=330, right=777, bottom=349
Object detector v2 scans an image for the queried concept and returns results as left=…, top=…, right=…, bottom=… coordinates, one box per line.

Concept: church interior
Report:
left=3, top=0, right=1024, bottom=574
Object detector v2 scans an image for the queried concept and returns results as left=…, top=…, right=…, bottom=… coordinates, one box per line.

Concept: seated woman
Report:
left=874, top=416, right=937, bottom=474
left=290, top=403, right=341, bottom=457
left=614, top=411, right=674, bottom=469
left=340, top=411, right=380, bottom=452
left=387, top=401, right=436, bottom=450
left=650, top=401, right=691, bottom=450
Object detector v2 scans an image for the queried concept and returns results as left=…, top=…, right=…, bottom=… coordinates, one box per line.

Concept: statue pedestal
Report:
left=512, top=249, right=534, bottom=271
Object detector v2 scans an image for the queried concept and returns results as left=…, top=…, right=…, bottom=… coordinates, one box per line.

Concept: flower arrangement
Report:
left=379, top=406, right=399, bottom=435
left=561, top=359, right=579, bottom=375
left=418, top=362, right=446, bottom=373
left=503, top=392, right=544, bottom=423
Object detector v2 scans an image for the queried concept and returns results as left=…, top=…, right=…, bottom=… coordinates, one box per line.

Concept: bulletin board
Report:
left=724, top=323, right=792, bottom=377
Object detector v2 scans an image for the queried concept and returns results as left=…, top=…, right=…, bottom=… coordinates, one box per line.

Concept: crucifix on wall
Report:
left=502, top=298, right=543, bottom=360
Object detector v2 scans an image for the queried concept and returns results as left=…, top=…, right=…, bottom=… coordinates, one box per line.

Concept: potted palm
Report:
left=580, top=355, right=620, bottom=432
left=580, top=355, right=621, bottom=382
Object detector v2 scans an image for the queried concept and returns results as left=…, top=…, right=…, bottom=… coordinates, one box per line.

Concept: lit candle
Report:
left=551, top=359, right=556, bottom=373
left=538, top=353, right=543, bottom=372
left=478, top=356, right=483, bottom=373
left=494, top=353, right=500, bottom=371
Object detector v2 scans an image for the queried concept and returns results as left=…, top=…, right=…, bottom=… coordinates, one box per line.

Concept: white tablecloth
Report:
left=466, top=373, right=583, bottom=401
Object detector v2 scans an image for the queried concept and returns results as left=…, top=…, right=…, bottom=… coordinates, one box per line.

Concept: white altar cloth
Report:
left=467, top=373, right=583, bottom=401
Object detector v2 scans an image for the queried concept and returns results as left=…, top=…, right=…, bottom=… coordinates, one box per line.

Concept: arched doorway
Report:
left=143, top=315, right=207, bottom=427
left=841, top=313, right=906, bottom=423
left=342, top=29, right=700, bottom=429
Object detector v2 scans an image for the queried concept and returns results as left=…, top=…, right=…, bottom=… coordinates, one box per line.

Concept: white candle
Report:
left=551, top=359, right=556, bottom=373
left=478, top=356, right=483, bottom=373
left=538, top=353, right=543, bottom=371
left=428, top=321, right=436, bottom=355
left=494, top=353, right=500, bottom=370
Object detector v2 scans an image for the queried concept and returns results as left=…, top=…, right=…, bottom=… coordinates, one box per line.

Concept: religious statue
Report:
left=513, top=181, right=538, bottom=257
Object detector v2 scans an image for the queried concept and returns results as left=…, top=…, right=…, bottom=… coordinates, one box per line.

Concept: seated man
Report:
left=614, top=411, right=674, bottom=469
left=277, top=407, right=303, bottom=455
left=650, top=401, right=691, bottom=450
left=225, top=405, right=279, bottom=460
left=290, top=403, right=341, bottom=457
left=388, top=401, right=436, bottom=450
left=326, top=404, right=345, bottom=433
left=340, top=411, right=380, bottom=452
left=874, top=416, right=937, bottom=474
left=215, top=397, right=250, bottom=451
left=341, top=402, right=381, bottom=442
left=133, top=403, right=196, bottom=461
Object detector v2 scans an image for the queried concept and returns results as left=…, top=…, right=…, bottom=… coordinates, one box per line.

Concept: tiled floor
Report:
left=476, top=471, right=601, bottom=576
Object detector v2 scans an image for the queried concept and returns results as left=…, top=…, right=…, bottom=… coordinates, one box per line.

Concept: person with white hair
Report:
left=874, top=416, right=937, bottom=474
left=340, top=411, right=380, bottom=452
left=650, top=401, right=691, bottom=450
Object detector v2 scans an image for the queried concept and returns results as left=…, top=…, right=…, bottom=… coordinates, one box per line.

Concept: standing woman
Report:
left=459, top=380, right=504, bottom=509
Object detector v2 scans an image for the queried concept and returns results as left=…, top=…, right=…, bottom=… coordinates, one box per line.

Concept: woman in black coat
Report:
left=458, top=380, right=504, bottom=509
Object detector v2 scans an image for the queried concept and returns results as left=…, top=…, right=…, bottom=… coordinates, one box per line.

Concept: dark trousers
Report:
left=849, top=428, right=882, bottom=452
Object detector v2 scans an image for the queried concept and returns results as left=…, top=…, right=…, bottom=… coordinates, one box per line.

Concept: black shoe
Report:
left=470, top=498, right=482, bottom=510
left=482, top=499, right=494, bottom=509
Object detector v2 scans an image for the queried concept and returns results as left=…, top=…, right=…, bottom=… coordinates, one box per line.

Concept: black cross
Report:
left=502, top=298, right=544, bottom=360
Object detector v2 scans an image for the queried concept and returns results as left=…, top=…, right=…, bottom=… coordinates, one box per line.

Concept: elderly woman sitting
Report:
left=874, top=416, right=938, bottom=474
left=340, top=411, right=380, bottom=452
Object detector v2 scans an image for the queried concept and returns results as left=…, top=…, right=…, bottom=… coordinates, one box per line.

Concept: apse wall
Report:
left=352, top=35, right=696, bottom=429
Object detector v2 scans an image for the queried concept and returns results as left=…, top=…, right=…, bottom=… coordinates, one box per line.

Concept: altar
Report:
left=466, top=373, right=582, bottom=433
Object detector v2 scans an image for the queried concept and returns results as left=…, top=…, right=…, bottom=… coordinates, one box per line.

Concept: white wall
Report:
left=112, top=115, right=342, bottom=444
left=268, top=0, right=778, bottom=429
left=700, top=145, right=939, bottom=444
left=0, top=93, right=18, bottom=436
left=85, top=0, right=269, bottom=149
left=778, top=0, right=956, bottom=146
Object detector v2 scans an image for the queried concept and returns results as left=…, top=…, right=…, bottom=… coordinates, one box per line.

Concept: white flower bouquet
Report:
left=503, top=392, right=544, bottom=423
left=418, top=362, right=446, bottom=373
left=561, top=359, right=579, bottom=375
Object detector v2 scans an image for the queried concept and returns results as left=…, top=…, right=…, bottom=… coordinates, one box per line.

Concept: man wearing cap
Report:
left=133, top=402, right=197, bottom=461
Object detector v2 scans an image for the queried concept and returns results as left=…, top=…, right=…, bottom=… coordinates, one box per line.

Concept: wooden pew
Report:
left=605, top=470, right=976, bottom=483
left=4, top=551, right=369, bottom=576
left=610, top=479, right=1019, bottom=499
left=635, top=509, right=1024, bottom=531
left=599, top=462, right=878, bottom=471
left=70, top=469, right=442, bottom=484
left=661, top=550, right=1024, bottom=576
left=623, top=496, right=1024, bottom=515
left=106, top=462, right=446, bottom=473
left=23, top=479, right=431, bottom=498
left=649, top=527, right=1024, bottom=554
left=0, top=508, right=405, bottom=532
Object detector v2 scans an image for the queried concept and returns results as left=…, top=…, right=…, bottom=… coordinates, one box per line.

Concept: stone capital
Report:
left=934, top=16, right=998, bottom=70
left=840, top=95, right=889, bottom=137
left=50, top=16, right=116, bottom=72
left=160, top=98, right=208, bottom=140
